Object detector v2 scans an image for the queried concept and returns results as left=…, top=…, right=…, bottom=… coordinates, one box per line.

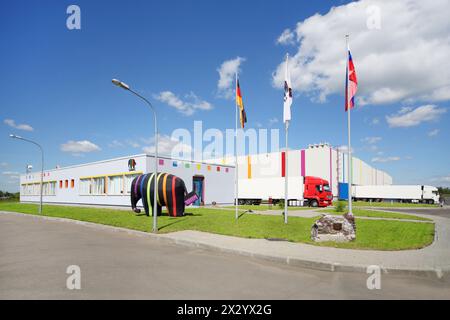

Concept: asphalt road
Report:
left=379, top=206, right=450, bottom=219
left=0, top=213, right=449, bottom=300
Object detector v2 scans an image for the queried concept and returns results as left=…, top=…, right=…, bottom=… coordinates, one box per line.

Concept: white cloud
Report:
left=154, top=91, right=213, bottom=116
left=217, top=57, right=245, bottom=99
left=430, top=174, right=450, bottom=186
left=272, top=0, right=450, bottom=105
left=126, top=140, right=140, bottom=148
left=4, top=119, right=33, bottom=131
left=60, top=140, right=101, bottom=154
left=371, top=118, right=380, bottom=125
left=142, top=134, right=192, bottom=158
left=277, top=28, right=295, bottom=45
left=386, top=104, right=446, bottom=128
left=2, top=171, right=20, bottom=175
left=371, top=156, right=401, bottom=163
left=0, top=162, right=7, bottom=167
left=337, top=145, right=354, bottom=154
left=108, top=140, right=124, bottom=148
left=366, top=145, right=379, bottom=152
left=108, top=139, right=140, bottom=148
left=428, top=129, right=440, bottom=137
left=361, top=136, right=381, bottom=144
left=268, top=117, right=279, bottom=126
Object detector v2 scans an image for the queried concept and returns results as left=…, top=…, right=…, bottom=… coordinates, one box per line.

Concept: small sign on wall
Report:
left=128, top=159, right=136, bottom=171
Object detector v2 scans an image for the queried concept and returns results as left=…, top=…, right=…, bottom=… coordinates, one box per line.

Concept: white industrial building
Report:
left=209, top=143, right=392, bottom=200
left=20, top=144, right=392, bottom=207
left=20, top=154, right=235, bottom=207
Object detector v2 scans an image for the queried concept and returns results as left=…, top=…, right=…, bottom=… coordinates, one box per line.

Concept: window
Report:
left=108, top=176, right=124, bottom=195
left=65, top=180, right=68, bottom=188
left=79, top=172, right=142, bottom=196
left=71, top=179, right=75, bottom=188
left=59, top=180, right=63, bottom=189
left=92, top=177, right=105, bottom=195
left=21, top=184, right=30, bottom=195
left=79, top=178, right=91, bottom=195
left=323, top=184, right=330, bottom=192
left=43, top=182, right=56, bottom=196
left=33, top=183, right=40, bottom=195
left=124, top=174, right=140, bottom=194
left=49, top=181, right=56, bottom=195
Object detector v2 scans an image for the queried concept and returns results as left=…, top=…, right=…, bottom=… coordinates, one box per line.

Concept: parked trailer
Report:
left=351, top=185, right=440, bottom=204
left=238, top=176, right=333, bottom=207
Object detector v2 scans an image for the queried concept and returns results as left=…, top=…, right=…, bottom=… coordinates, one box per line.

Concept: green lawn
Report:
left=223, top=205, right=313, bottom=211
left=0, top=202, right=434, bottom=251
left=349, top=201, right=438, bottom=208
left=324, top=208, right=432, bottom=221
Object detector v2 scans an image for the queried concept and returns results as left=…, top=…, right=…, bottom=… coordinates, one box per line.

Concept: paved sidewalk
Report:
left=1, top=210, right=449, bottom=281
left=161, top=215, right=449, bottom=280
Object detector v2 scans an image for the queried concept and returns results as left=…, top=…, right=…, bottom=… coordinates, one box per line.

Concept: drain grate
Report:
left=265, top=238, right=288, bottom=242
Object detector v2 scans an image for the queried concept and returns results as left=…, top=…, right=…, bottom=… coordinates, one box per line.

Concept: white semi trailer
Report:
left=352, top=185, right=439, bottom=204
left=238, top=176, right=334, bottom=207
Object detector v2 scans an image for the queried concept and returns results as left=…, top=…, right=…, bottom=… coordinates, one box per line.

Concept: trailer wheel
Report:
left=310, top=200, right=319, bottom=207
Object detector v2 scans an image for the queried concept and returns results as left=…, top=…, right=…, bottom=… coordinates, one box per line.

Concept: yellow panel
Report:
left=80, top=171, right=143, bottom=180
left=21, top=180, right=57, bottom=185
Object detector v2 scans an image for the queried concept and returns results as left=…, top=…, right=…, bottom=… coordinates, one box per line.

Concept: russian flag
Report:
left=345, top=47, right=358, bottom=111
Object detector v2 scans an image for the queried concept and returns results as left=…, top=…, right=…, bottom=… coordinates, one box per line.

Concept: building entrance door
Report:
left=193, top=176, right=204, bottom=206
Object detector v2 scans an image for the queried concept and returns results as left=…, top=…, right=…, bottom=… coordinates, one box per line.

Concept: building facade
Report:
left=20, top=154, right=235, bottom=207
left=210, top=144, right=392, bottom=199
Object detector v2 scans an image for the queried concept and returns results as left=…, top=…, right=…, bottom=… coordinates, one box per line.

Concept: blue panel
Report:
left=193, top=180, right=203, bottom=206
left=339, top=183, right=348, bottom=200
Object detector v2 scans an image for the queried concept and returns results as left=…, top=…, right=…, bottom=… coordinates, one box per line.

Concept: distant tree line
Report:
left=438, top=187, right=450, bottom=195
left=0, top=191, right=20, bottom=200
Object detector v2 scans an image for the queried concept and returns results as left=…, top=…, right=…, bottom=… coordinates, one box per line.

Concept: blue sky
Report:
left=1, top=0, right=449, bottom=192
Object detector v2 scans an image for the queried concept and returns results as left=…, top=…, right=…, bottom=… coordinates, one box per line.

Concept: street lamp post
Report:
left=10, top=134, right=44, bottom=214
left=112, top=79, right=159, bottom=233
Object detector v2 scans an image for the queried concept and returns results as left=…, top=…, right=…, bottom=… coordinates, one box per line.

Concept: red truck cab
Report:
left=304, top=176, right=333, bottom=207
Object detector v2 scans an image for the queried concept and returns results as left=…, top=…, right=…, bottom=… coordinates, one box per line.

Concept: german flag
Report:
left=236, top=79, right=247, bottom=128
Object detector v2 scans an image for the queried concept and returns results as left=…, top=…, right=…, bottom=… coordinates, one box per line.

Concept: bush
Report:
left=335, top=201, right=346, bottom=213
left=278, top=199, right=285, bottom=209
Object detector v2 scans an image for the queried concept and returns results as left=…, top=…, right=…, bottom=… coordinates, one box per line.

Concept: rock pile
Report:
left=311, top=214, right=356, bottom=242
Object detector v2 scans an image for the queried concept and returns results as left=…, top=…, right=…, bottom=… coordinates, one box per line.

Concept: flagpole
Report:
left=346, top=35, right=353, bottom=217
left=235, top=72, right=239, bottom=221
left=284, top=53, right=289, bottom=224
left=284, top=120, right=289, bottom=224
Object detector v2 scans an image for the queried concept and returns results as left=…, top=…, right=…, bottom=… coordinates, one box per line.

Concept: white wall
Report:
left=20, top=154, right=235, bottom=207
left=206, top=145, right=393, bottom=199
left=151, top=156, right=235, bottom=205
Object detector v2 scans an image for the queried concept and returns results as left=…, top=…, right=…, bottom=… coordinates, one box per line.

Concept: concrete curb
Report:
left=2, top=211, right=449, bottom=282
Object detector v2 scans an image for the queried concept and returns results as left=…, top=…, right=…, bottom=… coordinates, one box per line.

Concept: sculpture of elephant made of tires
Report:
left=130, top=173, right=196, bottom=217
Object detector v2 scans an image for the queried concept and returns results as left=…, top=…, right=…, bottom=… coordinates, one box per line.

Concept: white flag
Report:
left=283, top=54, right=293, bottom=123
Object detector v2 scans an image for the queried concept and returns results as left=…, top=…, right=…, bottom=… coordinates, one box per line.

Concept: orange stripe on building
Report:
left=247, top=155, right=252, bottom=179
